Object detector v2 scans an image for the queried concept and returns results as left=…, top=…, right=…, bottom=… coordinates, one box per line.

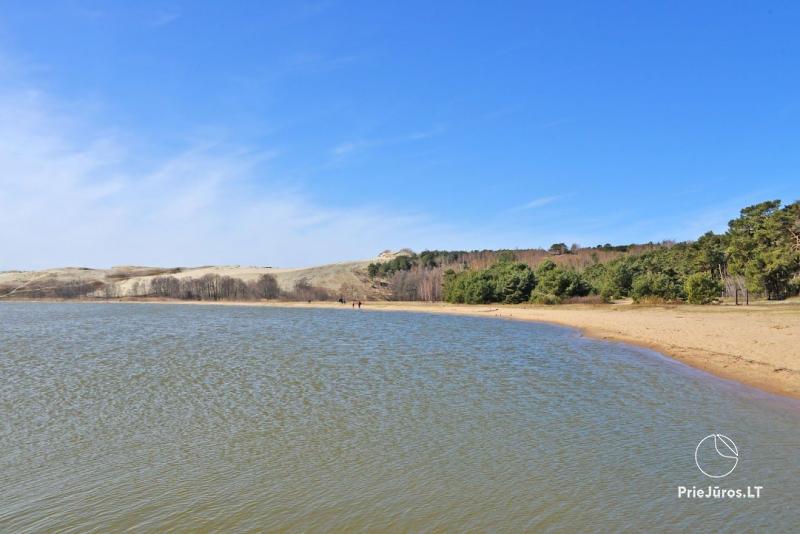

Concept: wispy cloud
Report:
left=0, top=90, right=469, bottom=270
left=511, top=195, right=563, bottom=212
left=408, top=123, right=446, bottom=140
left=331, top=140, right=372, bottom=157
left=330, top=125, right=446, bottom=159
left=539, top=118, right=573, bottom=129
left=150, top=9, right=181, bottom=27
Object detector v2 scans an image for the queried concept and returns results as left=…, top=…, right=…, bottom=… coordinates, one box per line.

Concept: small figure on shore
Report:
left=352, top=302, right=355, bottom=308
left=358, top=301, right=362, bottom=309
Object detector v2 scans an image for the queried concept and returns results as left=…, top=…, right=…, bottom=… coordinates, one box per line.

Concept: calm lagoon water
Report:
left=1, top=302, right=798, bottom=532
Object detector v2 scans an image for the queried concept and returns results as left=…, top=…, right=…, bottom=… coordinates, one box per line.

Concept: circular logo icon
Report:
left=695, top=434, right=738, bottom=478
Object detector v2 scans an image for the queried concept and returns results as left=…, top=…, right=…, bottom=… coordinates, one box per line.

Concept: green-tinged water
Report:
left=1, top=302, right=798, bottom=532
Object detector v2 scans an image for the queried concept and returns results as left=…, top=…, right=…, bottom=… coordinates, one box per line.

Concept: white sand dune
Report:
left=0, top=253, right=400, bottom=299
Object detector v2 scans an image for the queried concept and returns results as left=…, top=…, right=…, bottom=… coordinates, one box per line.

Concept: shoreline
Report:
left=4, top=298, right=800, bottom=400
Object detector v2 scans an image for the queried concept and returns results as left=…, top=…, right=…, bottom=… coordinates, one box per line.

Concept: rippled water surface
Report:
left=1, top=302, right=798, bottom=532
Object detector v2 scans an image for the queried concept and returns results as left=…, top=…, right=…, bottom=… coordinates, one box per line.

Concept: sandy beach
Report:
left=154, top=299, right=800, bottom=400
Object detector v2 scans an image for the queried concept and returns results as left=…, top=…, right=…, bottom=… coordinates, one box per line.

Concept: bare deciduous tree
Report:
left=254, top=274, right=280, bottom=299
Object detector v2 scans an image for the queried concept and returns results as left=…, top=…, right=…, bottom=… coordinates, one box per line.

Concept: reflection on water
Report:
left=1, top=302, right=798, bottom=532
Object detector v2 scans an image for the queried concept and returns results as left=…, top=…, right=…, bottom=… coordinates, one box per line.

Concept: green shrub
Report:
left=443, top=261, right=536, bottom=304
left=488, top=261, right=536, bottom=303
left=367, top=255, right=415, bottom=279
left=443, top=269, right=495, bottom=304
left=529, top=260, right=590, bottom=303
left=462, top=272, right=495, bottom=303
left=684, top=272, right=722, bottom=304
left=630, top=272, right=682, bottom=302
left=581, top=263, right=607, bottom=294
left=600, top=262, right=634, bottom=298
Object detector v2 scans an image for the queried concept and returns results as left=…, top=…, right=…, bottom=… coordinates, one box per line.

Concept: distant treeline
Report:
left=0, top=279, right=106, bottom=300
left=367, top=200, right=800, bottom=304
left=145, top=274, right=331, bottom=301
left=0, top=273, right=335, bottom=302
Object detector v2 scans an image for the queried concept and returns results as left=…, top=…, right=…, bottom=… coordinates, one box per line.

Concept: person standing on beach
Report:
left=358, top=301, right=362, bottom=309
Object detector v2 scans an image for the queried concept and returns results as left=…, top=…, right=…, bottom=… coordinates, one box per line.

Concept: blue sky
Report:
left=0, top=1, right=798, bottom=269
